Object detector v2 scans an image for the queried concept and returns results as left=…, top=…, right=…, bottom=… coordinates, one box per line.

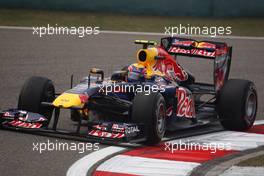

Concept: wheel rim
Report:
left=157, top=103, right=165, bottom=134
left=245, top=91, right=257, bottom=124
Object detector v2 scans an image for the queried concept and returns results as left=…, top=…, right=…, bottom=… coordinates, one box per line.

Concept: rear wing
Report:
left=160, top=37, right=232, bottom=92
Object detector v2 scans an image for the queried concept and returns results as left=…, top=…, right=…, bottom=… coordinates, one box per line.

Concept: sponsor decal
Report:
left=111, top=124, right=125, bottom=133
left=169, top=46, right=215, bottom=57
left=89, top=130, right=125, bottom=138
left=176, top=87, right=195, bottom=118
left=8, top=120, right=42, bottom=128
left=197, top=42, right=216, bottom=50
left=60, top=98, right=70, bottom=102
left=93, top=124, right=108, bottom=131
left=18, top=114, right=29, bottom=121
left=173, top=40, right=194, bottom=47
left=3, top=112, right=12, bottom=117
left=38, top=117, right=47, bottom=122
left=19, top=110, right=27, bottom=114
left=125, top=126, right=140, bottom=134
left=193, top=49, right=215, bottom=57
left=79, top=94, right=89, bottom=103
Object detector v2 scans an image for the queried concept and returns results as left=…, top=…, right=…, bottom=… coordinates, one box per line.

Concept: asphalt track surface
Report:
left=0, top=28, right=263, bottom=176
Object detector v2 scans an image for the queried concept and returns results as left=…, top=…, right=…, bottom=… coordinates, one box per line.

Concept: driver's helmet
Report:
left=127, top=63, right=146, bottom=82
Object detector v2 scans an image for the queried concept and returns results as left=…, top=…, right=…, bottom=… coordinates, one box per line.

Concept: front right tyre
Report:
left=18, top=76, right=55, bottom=121
left=131, top=92, right=166, bottom=145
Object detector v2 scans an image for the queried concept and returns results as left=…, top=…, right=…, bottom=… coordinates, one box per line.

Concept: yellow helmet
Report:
left=136, top=47, right=158, bottom=67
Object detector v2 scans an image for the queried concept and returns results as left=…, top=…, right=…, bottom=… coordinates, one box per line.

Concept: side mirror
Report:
left=111, top=70, right=127, bottom=82
left=90, top=68, right=104, bottom=81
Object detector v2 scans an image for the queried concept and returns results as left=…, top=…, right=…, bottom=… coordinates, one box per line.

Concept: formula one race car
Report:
left=0, top=37, right=258, bottom=145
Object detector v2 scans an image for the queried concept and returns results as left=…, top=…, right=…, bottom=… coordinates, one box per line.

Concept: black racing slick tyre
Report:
left=218, top=79, right=257, bottom=131
left=131, top=92, right=166, bottom=145
left=18, top=76, right=55, bottom=120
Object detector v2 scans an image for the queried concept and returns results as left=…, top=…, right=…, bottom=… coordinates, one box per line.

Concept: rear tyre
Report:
left=218, top=79, right=257, bottom=131
left=18, top=76, right=55, bottom=120
left=131, top=92, right=166, bottom=145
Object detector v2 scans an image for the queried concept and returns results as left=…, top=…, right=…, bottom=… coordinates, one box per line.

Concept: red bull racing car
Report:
left=0, top=37, right=258, bottom=145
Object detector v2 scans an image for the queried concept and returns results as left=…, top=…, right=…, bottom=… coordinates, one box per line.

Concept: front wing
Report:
left=0, top=109, right=146, bottom=144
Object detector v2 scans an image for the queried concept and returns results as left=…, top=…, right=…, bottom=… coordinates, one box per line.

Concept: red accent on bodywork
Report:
left=215, top=46, right=228, bottom=57
left=214, top=45, right=229, bottom=91
left=79, top=94, right=89, bottom=103
left=197, top=42, right=216, bottom=50
left=153, top=47, right=188, bottom=81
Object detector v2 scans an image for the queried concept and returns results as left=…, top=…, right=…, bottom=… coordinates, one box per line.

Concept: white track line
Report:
left=66, top=146, right=126, bottom=176
left=96, top=155, right=200, bottom=176
left=168, top=131, right=264, bottom=151
left=1, top=25, right=264, bottom=40
left=220, top=166, right=264, bottom=176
